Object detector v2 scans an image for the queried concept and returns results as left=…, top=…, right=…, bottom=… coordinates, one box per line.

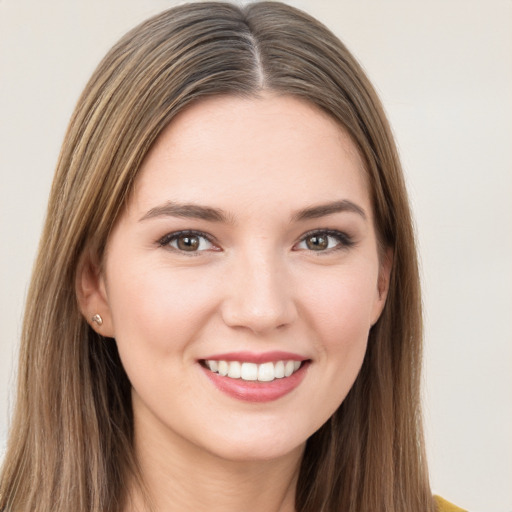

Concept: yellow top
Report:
left=435, top=495, right=467, bottom=512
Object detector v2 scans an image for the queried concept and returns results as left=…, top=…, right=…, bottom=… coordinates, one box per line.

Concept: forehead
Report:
left=130, top=94, right=370, bottom=219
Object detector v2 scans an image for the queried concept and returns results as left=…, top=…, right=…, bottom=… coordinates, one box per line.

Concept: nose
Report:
left=220, top=249, right=298, bottom=335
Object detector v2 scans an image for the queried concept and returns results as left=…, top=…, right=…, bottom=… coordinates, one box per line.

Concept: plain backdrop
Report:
left=1, top=1, right=511, bottom=511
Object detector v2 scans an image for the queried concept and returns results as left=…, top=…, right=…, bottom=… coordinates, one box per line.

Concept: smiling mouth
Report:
left=201, top=359, right=304, bottom=382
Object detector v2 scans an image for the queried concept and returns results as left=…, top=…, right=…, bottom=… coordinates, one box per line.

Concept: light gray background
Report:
left=1, top=1, right=511, bottom=511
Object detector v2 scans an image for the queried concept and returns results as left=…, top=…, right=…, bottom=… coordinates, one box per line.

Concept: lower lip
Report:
left=201, top=362, right=309, bottom=402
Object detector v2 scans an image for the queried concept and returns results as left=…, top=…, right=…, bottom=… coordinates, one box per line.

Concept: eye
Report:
left=295, top=230, right=354, bottom=252
left=158, top=231, right=216, bottom=253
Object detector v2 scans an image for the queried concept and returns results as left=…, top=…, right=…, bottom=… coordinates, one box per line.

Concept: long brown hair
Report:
left=0, top=2, right=433, bottom=511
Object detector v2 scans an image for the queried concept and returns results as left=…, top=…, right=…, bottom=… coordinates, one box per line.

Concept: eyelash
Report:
left=294, top=229, right=355, bottom=253
left=157, top=229, right=355, bottom=254
left=158, top=230, right=217, bottom=254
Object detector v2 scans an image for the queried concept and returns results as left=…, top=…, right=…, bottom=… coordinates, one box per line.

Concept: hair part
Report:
left=1, top=3, right=433, bottom=511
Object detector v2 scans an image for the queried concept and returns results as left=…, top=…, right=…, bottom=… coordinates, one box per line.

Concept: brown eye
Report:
left=305, top=234, right=329, bottom=251
left=295, top=230, right=354, bottom=252
left=176, top=234, right=200, bottom=251
left=160, top=231, right=215, bottom=253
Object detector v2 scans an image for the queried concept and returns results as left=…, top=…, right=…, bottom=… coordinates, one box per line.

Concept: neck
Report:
left=125, top=407, right=304, bottom=512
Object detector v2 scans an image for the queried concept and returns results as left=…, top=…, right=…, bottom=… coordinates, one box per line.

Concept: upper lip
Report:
left=200, top=351, right=308, bottom=364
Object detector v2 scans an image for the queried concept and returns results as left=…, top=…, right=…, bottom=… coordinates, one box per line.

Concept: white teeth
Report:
left=241, top=362, right=258, bottom=381
left=274, top=360, right=285, bottom=379
left=205, top=359, right=303, bottom=382
left=218, top=360, right=229, bottom=376
left=258, top=362, right=275, bottom=382
left=227, top=361, right=241, bottom=379
left=284, top=360, right=295, bottom=377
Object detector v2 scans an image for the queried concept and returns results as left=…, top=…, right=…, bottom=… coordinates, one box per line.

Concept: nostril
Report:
left=219, top=261, right=298, bottom=333
left=220, top=298, right=297, bottom=334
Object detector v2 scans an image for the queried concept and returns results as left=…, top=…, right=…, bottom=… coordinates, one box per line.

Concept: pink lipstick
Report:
left=199, top=351, right=310, bottom=402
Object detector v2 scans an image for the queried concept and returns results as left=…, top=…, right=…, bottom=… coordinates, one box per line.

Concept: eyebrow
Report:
left=139, top=199, right=367, bottom=223
left=139, top=201, right=230, bottom=223
left=291, top=200, right=367, bottom=222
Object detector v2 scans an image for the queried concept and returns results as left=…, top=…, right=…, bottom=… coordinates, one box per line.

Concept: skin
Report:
left=78, top=94, right=391, bottom=512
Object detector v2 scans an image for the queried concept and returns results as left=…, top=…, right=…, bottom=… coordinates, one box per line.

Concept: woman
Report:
left=0, top=2, right=465, bottom=511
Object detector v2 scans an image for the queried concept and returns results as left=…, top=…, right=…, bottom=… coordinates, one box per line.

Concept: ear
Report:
left=76, top=249, right=115, bottom=337
left=370, top=247, right=393, bottom=326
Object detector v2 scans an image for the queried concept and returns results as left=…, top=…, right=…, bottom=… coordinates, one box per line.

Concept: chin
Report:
left=206, top=437, right=306, bottom=464
left=190, top=417, right=314, bottom=464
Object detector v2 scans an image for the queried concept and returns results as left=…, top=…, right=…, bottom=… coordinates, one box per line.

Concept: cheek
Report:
left=301, top=262, right=379, bottom=346
left=298, top=263, right=378, bottom=413
left=105, top=259, right=219, bottom=361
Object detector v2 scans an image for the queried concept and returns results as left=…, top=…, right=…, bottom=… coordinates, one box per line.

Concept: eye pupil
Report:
left=177, top=235, right=200, bottom=251
left=306, top=234, right=328, bottom=251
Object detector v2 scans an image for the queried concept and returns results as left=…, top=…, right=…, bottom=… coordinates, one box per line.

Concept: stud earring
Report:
left=91, top=314, right=103, bottom=326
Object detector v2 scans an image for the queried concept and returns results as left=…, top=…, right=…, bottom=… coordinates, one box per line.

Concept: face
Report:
left=82, top=94, right=390, bottom=463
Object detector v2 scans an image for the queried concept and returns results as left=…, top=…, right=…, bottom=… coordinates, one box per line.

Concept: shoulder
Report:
left=434, top=495, right=467, bottom=512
